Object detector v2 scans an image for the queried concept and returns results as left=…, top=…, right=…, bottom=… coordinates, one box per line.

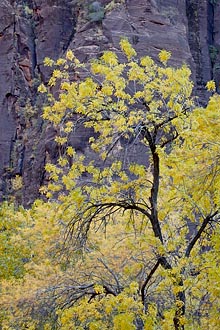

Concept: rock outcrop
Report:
left=0, top=0, right=219, bottom=205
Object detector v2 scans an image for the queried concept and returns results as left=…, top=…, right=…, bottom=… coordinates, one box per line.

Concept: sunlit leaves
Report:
left=25, top=41, right=220, bottom=329
left=206, top=80, right=216, bottom=92
left=2, top=40, right=220, bottom=329
left=161, top=93, right=220, bottom=219
left=66, top=49, right=74, bottom=61
left=158, top=50, right=171, bottom=65
left=119, top=39, right=137, bottom=60
left=43, top=57, right=55, bottom=67
left=101, top=51, right=119, bottom=66
left=38, top=83, right=47, bottom=93
left=0, top=203, right=31, bottom=279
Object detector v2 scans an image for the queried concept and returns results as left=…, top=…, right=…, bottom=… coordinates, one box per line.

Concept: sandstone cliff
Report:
left=0, top=0, right=220, bottom=205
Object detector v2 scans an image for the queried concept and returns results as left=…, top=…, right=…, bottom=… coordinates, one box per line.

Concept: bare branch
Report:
left=185, top=210, right=219, bottom=257
left=160, top=128, right=179, bottom=148
left=141, top=260, right=160, bottom=306
left=97, top=257, right=122, bottom=293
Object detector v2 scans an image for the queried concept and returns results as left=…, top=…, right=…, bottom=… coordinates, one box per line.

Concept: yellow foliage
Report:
left=206, top=80, right=216, bottom=91
left=38, top=83, right=47, bottom=93
left=158, top=49, right=171, bottom=64
left=2, top=40, right=220, bottom=330
left=11, top=175, right=23, bottom=191
left=43, top=57, right=54, bottom=66
left=66, top=49, right=74, bottom=61
left=120, top=39, right=137, bottom=60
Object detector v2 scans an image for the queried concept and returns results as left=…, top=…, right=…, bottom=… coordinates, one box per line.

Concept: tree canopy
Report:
left=1, top=40, right=220, bottom=329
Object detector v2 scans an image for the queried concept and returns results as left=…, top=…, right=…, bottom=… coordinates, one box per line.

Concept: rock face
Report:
left=0, top=0, right=219, bottom=205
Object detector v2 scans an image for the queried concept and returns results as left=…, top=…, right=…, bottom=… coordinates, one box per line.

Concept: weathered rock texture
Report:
left=0, top=0, right=219, bottom=205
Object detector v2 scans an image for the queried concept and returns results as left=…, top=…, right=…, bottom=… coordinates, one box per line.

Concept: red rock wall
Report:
left=0, top=0, right=219, bottom=205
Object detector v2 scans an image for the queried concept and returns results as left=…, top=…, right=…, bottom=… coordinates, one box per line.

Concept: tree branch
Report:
left=185, top=210, right=219, bottom=257
left=141, top=260, right=160, bottom=305
left=140, top=126, right=164, bottom=243
left=97, top=257, right=122, bottom=293
left=87, top=201, right=165, bottom=244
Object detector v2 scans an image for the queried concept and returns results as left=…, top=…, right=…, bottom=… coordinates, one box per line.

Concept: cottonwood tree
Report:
left=7, top=41, right=220, bottom=329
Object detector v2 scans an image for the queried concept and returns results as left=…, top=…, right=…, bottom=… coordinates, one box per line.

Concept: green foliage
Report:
left=88, top=1, right=105, bottom=22
left=209, top=45, right=219, bottom=64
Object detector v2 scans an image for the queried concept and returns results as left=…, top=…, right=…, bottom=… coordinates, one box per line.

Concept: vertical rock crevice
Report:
left=213, top=1, right=220, bottom=91
left=185, top=0, right=220, bottom=99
